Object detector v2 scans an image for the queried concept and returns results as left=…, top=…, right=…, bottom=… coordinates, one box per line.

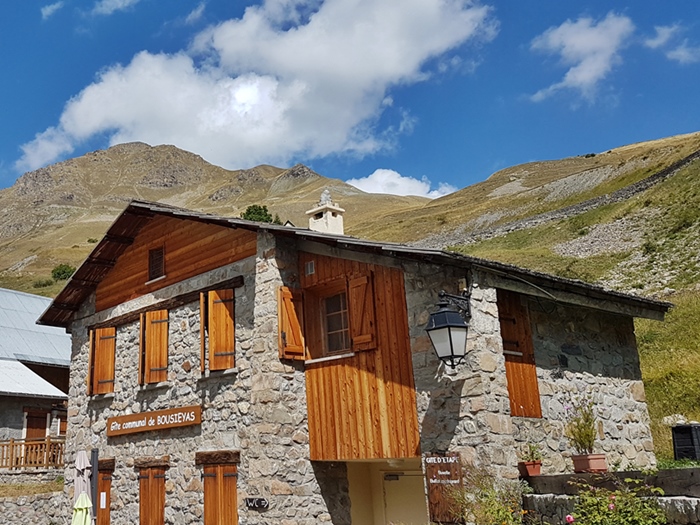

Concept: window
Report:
left=497, top=289, right=542, bottom=418
left=138, top=466, right=166, bottom=525
left=196, top=451, right=239, bottom=525
left=200, top=289, right=235, bottom=371
left=88, top=327, right=116, bottom=395
left=139, top=310, right=169, bottom=384
left=278, top=272, right=377, bottom=360
left=148, top=247, right=165, bottom=282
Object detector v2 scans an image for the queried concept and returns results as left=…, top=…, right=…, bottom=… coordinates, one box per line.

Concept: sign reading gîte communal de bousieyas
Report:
left=424, top=452, right=464, bottom=524
left=106, top=405, right=202, bottom=437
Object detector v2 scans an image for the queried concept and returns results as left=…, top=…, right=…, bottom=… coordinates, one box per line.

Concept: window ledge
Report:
left=139, top=381, right=169, bottom=391
left=305, top=352, right=356, bottom=366
left=90, top=392, right=115, bottom=400
left=145, top=275, right=167, bottom=286
left=198, top=367, right=239, bottom=382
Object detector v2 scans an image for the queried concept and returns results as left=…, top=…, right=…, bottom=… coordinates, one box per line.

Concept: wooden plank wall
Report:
left=96, top=216, right=257, bottom=311
left=301, top=252, right=420, bottom=461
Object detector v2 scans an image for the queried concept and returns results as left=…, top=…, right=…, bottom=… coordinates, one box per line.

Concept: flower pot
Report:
left=518, top=460, right=542, bottom=477
left=572, top=453, right=607, bottom=473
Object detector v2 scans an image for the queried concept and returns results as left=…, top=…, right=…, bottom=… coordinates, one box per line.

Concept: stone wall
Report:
left=0, top=469, right=64, bottom=485
left=0, top=398, right=24, bottom=441
left=0, top=492, right=68, bottom=525
left=403, top=260, right=654, bottom=477
left=64, top=233, right=349, bottom=525
left=404, top=264, right=519, bottom=479
left=525, top=494, right=700, bottom=525
left=514, top=297, right=655, bottom=472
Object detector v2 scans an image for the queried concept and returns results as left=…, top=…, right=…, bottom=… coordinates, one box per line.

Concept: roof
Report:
left=38, top=199, right=672, bottom=328
left=0, top=359, right=67, bottom=399
left=0, top=288, right=70, bottom=366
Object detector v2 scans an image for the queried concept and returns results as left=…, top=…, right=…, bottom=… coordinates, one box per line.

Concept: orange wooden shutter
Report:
left=87, top=329, right=95, bottom=394
left=97, top=468, right=112, bottom=525
left=139, top=314, right=145, bottom=385
left=278, top=286, right=306, bottom=360
left=144, top=310, right=169, bottom=384
left=139, top=467, right=165, bottom=525
left=203, top=464, right=238, bottom=525
left=348, top=273, right=377, bottom=352
left=93, top=327, right=116, bottom=395
left=208, top=289, right=235, bottom=370
left=497, top=289, right=542, bottom=418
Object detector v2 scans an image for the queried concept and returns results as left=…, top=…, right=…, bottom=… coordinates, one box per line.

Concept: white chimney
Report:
left=306, top=190, right=345, bottom=235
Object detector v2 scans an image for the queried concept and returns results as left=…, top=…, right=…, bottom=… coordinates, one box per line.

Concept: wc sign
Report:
left=244, top=497, right=269, bottom=511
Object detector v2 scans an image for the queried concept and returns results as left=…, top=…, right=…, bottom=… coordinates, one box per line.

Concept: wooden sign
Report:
left=424, top=452, right=463, bottom=524
left=107, top=405, right=201, bottom=437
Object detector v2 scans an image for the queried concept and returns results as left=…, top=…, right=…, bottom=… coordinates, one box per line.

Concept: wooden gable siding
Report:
left=300, top=252, right=420, bottom=461
left=96, top=216, right=256, bottom=311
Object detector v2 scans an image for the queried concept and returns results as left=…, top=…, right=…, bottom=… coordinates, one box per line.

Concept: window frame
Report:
left=147, top=246, right=165, bottom=283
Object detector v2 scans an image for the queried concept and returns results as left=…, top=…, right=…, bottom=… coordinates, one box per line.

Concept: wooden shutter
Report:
left=497, top=289, right=542, bottom=418
left=278, top=286, right=306, bottom=360
left=348, top=273, right=377, bottom=352
left=208, top=289, right=235, bottom=370
left=200, top=292, right=207, bottom=373
left=92, top=327, right=116, bottom=395
left=144, top=310, right=169, bottom=384
left=139, top=467, right=165, bottom=525
left=203, top=464, right=238, bottom=525
left=148, top=247, right=165, bottom=281
left=97, top=463, right=114, bottom=525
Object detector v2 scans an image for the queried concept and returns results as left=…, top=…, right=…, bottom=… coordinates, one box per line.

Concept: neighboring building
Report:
left=39, top=198, right=669, bottom=525
left=0, top=288, right=69, bottom=444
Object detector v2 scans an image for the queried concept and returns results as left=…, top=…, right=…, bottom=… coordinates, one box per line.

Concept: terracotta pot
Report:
left=518, top=460, right=542, bottom=477
left=572, top=453, right=607, bottom=473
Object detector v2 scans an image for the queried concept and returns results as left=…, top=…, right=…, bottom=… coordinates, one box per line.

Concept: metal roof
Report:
left=38, top=199, right=672, bottom=328
left=0, top=288, right=70, bottom=366
left=0, top=359, right=67, bottom=399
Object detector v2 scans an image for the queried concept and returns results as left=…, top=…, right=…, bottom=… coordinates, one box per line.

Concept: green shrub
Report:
left=570, top=475, right=666, bottom=525
left=448, top=464, right=534, bottom=525
left=87, top=238, right=98, bottom=243
left=241, top=204, right=274, bottom=223
left=51, top=263, right=76, bottom=280
left=33, top=279, right=54, bottom=288
left=565, top=396, right=598, bottom=455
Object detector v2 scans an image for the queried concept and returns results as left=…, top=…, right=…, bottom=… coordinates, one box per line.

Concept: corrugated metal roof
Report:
left=0, top=288, right=70, bottom=366
left=0, top=359, right=67, bottom=399
left=38, top=199, right=672, bottom=327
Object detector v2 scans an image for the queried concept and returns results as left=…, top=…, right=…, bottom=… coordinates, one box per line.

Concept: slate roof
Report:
left=0, top=359, right=67, bottom=399
left=0, top=288, right=70, bottom=366
left=38, top=199, right=672, bottom=328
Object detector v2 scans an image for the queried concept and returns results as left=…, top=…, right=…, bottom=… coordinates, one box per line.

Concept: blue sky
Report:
left=1, top=1, right=699, bottom=198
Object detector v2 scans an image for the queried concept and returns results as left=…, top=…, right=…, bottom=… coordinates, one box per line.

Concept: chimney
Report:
left=306, top=190, right=345, bottom=235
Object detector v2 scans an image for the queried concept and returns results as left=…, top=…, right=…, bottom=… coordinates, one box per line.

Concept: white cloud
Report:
left=347, top=169, right=456, bottom=199
left=16, top=0, right=498, bottom=172
left=644, top=24, right=680, bottom=49
left=185, top=3, right=206, bottom=25
left=41, top=2, right=64, bottom=20
left=667, top=40, right=700, bottom=64
left=530, top=12, right=634, bottom=102
left=92, top=0, right=140, bottom=16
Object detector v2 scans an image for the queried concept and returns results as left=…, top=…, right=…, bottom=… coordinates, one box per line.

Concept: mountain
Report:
left=0, top=142, right=426, bottom=296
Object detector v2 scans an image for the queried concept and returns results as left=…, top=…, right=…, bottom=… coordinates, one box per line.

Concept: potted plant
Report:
left=517, top=442, right=543, bottom=477
left=564, top=396, right=607, bottom=473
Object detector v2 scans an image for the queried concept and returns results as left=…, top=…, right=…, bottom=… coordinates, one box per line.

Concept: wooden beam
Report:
left=134, top=456, right=170, bottom=468
left=195, top=450, right=241, bottom=465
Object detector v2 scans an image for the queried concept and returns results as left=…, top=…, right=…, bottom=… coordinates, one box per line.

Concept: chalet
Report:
left=0, top=288, right=70, bottom=469
left=39, top=197, right=670, bottom=525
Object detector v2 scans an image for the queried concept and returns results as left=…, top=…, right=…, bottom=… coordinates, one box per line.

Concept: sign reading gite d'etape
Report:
left=425, top=452, right=463, bottom=524
left=107, top=405, right=202, bottom=437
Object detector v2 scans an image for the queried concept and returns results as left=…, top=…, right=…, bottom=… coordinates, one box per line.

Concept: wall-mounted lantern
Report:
left=425, top=290, right=471, bottom=368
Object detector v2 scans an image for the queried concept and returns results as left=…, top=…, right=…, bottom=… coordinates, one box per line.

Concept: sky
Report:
left=1, top=1, right=699, bottom=199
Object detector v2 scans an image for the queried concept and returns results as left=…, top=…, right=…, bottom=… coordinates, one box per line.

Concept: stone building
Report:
left=38, top=199, right=669, bottom=525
